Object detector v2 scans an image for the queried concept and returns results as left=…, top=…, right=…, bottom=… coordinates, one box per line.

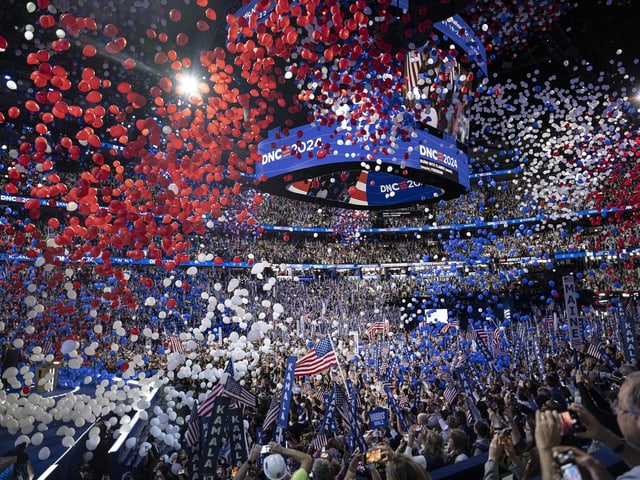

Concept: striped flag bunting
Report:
left=294, top=337, right=339, bottom=377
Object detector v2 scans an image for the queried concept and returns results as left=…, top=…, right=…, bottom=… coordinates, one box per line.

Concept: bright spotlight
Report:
left=178, top=75, right=199, bottom=96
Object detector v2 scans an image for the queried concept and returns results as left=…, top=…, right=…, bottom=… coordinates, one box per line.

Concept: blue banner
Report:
left=274, top=355, right=297, bottom=444
left=368, top=408, right=388, bottom=430
left=226, top=406, right=248, bottom=468
left=619, top=301, right=638, bottom=364
left=318, top=387, right=338, bottom=434
left=384, top=386, right=409, bottom=432
left=200, top=396, right=230, bottom=476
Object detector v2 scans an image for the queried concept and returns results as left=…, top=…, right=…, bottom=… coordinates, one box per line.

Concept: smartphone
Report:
left=560, top=463, right=583, bottom=480
left=365, top=448, right=382, bottom=464
left=558, top=411, right=586, bottom=436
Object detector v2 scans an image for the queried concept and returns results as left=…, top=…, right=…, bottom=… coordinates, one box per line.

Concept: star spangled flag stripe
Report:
left=197, top=383, right=224, bottom=417
left=223, top=376, right=256, bottom=408
left=293, top=337, right=339, bottom=377
left=168, top=335, right=184, bottom=353
left=184, top=403, right=201, bottom=448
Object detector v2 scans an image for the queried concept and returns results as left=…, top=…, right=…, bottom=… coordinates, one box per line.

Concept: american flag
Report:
left=626, top=300, right=636, bottom=318
left=440, top=320, right=459, bottom=335
left=262, top=394, right=279, bottom=432
left=223, top=359, right=235, bottom=379
left=294, top=337, right=339, bottom=377
left=313, top=386, right=329, bottom=402
left=398, top=392, right=411, bottom=410
left=312, top=433, right=328, bottom=451
left=197, top=382, right=224, bottom=417
left=476, top=328, right=489, bottom=347
left=184, top=403, right=201, bottom=449
left=167, top=335, right=184, bottom=353
left=367, top=320, right=389, bottom=338
left=223, top=376, right=256, bottom=408
left=585, top=342, right=603, bottom=360
left=41, top=338, right=54, bottom=356
left=443, top=385, right=458, bottom=404
left=465, top=324, right=477, bottom=342
left=404, top=50, right=424, bottom=95
left=454, top=352, right=469, bottom=369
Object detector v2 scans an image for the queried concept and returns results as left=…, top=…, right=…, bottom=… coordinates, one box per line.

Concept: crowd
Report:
left=25, top=291, right=635, bottom=480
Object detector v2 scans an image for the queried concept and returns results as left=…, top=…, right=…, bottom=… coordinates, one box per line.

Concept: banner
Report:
left=318, top=387, right=338, bottom=434
left=274, top=355, right=297, bottom=444
left=344, top=379, right=367, bottom=452
left=368, top=408, right=388, bottom=429
left=562, top=276, right=583, bottom=349
left=455, top=367, right=481, bottom=421
left=619, top=301, right=638, bottom=364
left=200, top=396, right=230, bottom=476
left=225, top=405, right=248, bottom=468
left=384, top=386, right=409, bottom=432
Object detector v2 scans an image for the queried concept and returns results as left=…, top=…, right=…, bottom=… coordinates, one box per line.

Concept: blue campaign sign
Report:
left=256, top=122, right=469, bottom=209
left=368, top=408, right=388, bottom=430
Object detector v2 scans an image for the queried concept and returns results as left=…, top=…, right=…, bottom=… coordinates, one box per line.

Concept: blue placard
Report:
left=368, top=408, right=388, bottom=430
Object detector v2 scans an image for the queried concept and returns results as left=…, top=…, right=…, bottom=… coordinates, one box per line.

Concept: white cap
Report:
left=263, top=453, right=287, bottom=480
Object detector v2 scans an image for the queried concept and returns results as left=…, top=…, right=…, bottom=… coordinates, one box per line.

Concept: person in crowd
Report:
left=535, top=371, right=640, bottom=479
left=262, top=441, right=313, bottom=480
left=446, top=428, right=471, bottom=463
left=472, top=421, right=492, bottom=456
left=2, top=439, right=34, bottom=480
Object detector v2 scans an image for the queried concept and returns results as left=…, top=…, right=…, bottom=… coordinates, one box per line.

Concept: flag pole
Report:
left=327, top=334, right=350, bottom=395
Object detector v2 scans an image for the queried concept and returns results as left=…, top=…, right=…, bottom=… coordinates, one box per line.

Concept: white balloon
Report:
left=38, top=447, right=51, bottom=461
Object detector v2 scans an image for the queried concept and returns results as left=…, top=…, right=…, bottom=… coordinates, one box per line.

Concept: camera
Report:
left=558, top=411, right=586, bottom=436
left=554, top=450, right=583, bottom=480
left=261, top=445, right=271, bottom=454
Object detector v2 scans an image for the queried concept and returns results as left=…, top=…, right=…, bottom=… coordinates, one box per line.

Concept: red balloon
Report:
left=82, top=45, right=97, bottom=57
left=169, top=8, right=182, bottom=21
left=176, top=33, right=189, bottom=46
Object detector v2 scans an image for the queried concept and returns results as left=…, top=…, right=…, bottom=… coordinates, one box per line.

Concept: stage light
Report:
left=177, top=75, right=199, bottom=96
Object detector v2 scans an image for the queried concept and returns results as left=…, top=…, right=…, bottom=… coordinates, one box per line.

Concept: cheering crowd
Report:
left=0, top=253, right=625, bottom=480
